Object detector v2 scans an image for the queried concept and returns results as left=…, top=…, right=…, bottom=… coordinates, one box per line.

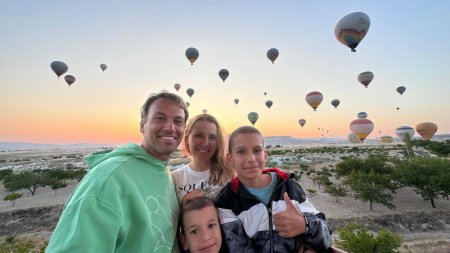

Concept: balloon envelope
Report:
left=298, top=119, right=306, bottom=127
left=396, top=86, right=406, bottom=95
left=267, top=48, right=279, bottom=64
left=348, top=133, right=361, bottom=143
left=358, top=71, right=374, bottom=88
left=305, top=91, right=323, bottom=111
left=174, top=83, right=181, bottom=92
left=186, top=88, right=195, bottom=98
left=64, top=75, right=76, bottom=86
left=264, top=92, right=267, bottom=96
left=185, top=47, right=199, bottom=65
left=248, top=112, right=259, bottom=126
left=265, top=100, right=273, bottom=109
left=50, top=61, right=68, bottom=77
left=379, top=135, right=394, bottom=144
left=185, top=102, right=190, bottom=108
left=350, top=118, right=374, bottom=141
left=100, top=64, right=107, bottom=71
left=395, top=126, right=415, bottom=141
left=331, top=99, right=340, bottom=108
left=357, top=112, right=367, bottom=119
left=202, top=109, right=208, bottom=114
left=218, top=69, right=229, bottom=82
left=416, top=122, right=438, bottom=141
left=234, top=98, right=239, bottom=105
left=335, top=12, right=370, bottom=52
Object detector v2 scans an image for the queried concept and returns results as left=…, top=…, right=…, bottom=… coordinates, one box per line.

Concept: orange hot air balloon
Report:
left=305, top=91, right=323, bottom=111
left=415, top=122, right=438, bottom=141
left=350, top=118, right=374, bottom=141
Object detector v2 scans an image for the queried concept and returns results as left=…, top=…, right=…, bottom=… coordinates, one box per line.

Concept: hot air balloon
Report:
left=358, top=71, right=374, bottom=88
left=395, top=126, right=415, bottom=141
left=218, top=69, right=229, bottom=82
left=186, top=88, right=195, bottom=98
left=202, top=109, right=208, bottom=114
left=305, top=91, right=323, bottom=111
left=379, top=135, right=394, bottom=144
left=185, top=47, right=199, bottom=65
left=357, top=112, right=367, bottom=119
left=350, top=118, right=374, bottom=141
left=234, top=98, right=239, bottom=105
left=50, top=61, right=68, bottom=78
left=298, top=119, right=306, bottom=127
left=416, top=122, right=438, bottom=141
left=248, top=112, right=259, bottom=126
left=348, top=133, right=361, bottom=143
left=267, top=48, right=279, bottom=64
left=264, top=92, right=267, bottom=96
left=335, top=12, right=370, bottom=52
left=331, top=99, right=340, bottom=108
left=64, top=75, right=76, bottom=86
left=174, top=83, right=181, bottom=92
left=396, top=86, right=406, bottom=95
left=185, top=102, right=190, bottom=108
left=396, top=107, right=400, bottom=111
left=265, top=100, right=273, bottom=109
left=100, top=64, right=107, bottom=72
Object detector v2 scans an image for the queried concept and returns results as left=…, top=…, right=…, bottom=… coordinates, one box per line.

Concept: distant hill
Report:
left=0, top=142, right=117, bottom=151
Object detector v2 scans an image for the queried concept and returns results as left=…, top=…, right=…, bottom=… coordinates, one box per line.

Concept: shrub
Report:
left=335, top=223, right=401, bottom=253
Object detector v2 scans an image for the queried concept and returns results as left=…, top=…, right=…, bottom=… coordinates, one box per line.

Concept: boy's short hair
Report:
left=180, top=196, right=217, bottom=234
left=228, top=126, right=263, bottom=153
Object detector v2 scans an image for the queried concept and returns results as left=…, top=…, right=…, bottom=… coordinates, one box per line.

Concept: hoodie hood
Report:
left=85, top=143, right=166, bottom=169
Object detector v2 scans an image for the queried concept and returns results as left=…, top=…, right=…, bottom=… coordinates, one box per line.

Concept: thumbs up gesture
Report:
left=273, top=192, right=307, bottom=238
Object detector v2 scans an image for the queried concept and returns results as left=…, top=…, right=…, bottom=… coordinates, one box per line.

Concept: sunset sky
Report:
left=1, top=1, right=449, bottom=145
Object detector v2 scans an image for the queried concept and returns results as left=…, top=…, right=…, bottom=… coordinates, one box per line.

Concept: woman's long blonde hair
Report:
left=183, top=114, right=235, bottom=186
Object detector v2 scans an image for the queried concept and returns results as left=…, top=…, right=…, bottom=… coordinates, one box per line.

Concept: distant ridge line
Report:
left=0, top=142, right=117, bottom=151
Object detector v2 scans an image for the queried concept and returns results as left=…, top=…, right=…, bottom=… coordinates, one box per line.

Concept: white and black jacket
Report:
left=214, top=168, right=332, bottom=253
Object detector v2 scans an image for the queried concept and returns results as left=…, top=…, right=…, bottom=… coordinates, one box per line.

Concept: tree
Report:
left=0, top=169, right=13, bottom=181
left=3, top=171, right=50, bottom=196
left=50, top=180, right=68, bottom=195
left=395, top=157, right=450, bottom=208
left=324, top=183, right=348, bottom=203
left=3, top=192, right=23, bottom=207
left=335, top=223, right=401, bottom=253
left=344, top=170, right=396, bottom=211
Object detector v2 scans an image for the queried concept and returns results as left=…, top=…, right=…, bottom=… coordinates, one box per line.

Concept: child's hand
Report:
left=273, top=192, right=306, bottom=238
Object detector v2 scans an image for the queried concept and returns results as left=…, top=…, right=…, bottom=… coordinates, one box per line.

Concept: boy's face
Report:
left=227, top=133, right=268, bottom=185
left=182, top=206, right=222, bottom=253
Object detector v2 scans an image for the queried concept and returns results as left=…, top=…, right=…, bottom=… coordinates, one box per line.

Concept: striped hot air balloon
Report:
left=358, top=71, right=374, bottom=88
left=395, top=126, right=415, bottom=141
left=379, top=135, right=394, bottom=144
left=350, top=118, right=374, bottom=141
left=305, top=91, right=323, bottom=111
left=335, top=12, right=370, bottom=52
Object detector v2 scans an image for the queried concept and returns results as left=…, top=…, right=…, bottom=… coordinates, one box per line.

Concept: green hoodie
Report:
left=47, top=143, right=180, bottom=253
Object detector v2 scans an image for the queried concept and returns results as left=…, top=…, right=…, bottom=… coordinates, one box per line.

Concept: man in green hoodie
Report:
left=47, top=91, right=189, bottom=253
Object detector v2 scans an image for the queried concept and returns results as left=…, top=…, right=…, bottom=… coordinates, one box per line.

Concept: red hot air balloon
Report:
left=174, top=83, right=181, bottom=92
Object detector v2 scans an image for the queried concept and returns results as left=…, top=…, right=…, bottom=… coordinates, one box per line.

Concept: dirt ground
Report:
left=1, top=147, right=449, bottom=252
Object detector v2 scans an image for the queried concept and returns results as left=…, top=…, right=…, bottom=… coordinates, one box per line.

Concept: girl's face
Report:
left=187, top=120, right=218, bottom=164
left=182, top=206, right=222, bottom=253
left=227, top=133, right=268, bottom=186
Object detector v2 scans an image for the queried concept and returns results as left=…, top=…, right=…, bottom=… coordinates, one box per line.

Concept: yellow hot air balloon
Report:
left=305, top=91, right=323, bottom=111
left=350, top=118, right=374, bottom=141
left=379, top=135, right=394, bottom=144
left=415, top=122, right=438, bottom=141
left=348, top=133, right=361, bottom=143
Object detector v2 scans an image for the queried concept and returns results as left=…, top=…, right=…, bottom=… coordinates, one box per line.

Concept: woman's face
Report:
left=187, top=120, right=218, bottom=164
